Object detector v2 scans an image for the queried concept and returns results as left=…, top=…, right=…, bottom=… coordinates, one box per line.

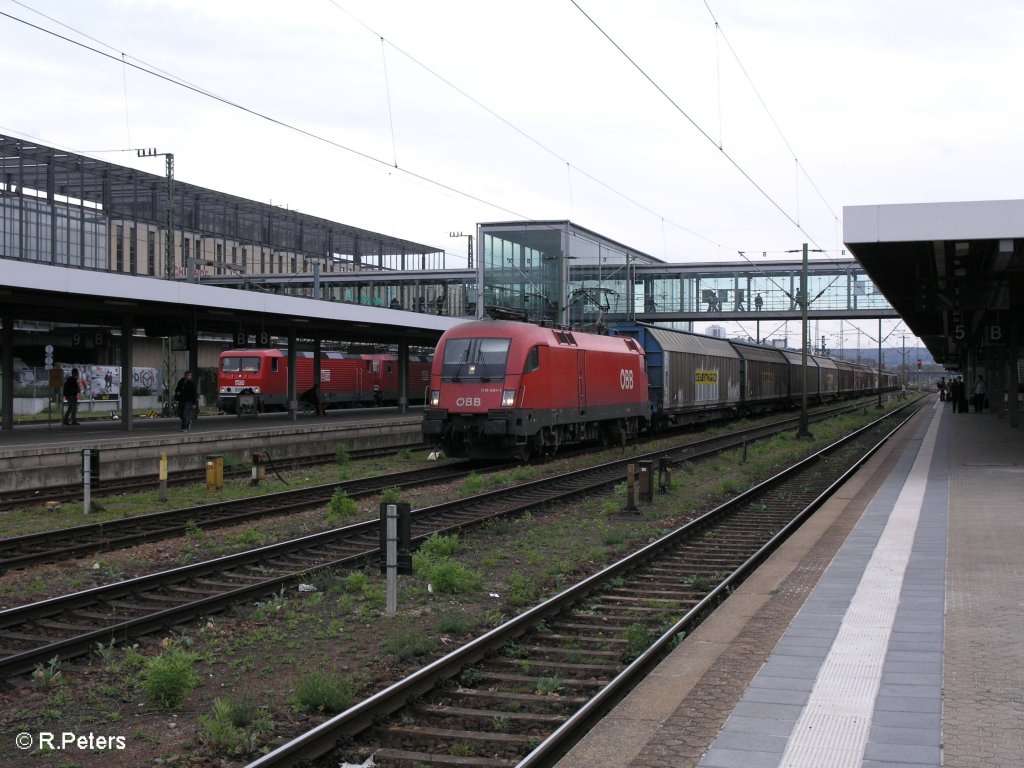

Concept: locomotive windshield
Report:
left=221, top=356, right=262, bottom=373
left=441, top=338, right=511, bottom=381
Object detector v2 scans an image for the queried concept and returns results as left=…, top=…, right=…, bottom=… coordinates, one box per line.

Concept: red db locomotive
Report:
left=218, top=349, right=431, bottom=413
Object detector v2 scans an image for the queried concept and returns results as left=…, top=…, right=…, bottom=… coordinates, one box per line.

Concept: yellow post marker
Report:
left=159, top=452, right=168, bottom=502
left=206, top=455, right=224, bottom=492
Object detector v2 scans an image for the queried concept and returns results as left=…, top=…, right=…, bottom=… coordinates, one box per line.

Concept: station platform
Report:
left=0, top=408, right=425, bottom=494
left=555, top=398, right=1024, bottom=768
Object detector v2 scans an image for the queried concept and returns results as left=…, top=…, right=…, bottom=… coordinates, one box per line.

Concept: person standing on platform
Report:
left=62, top=367, right=80, bottom=425
left=949, top=377, right=960, bottom=412
left=174, top=370, right=198, bottom=431
left=754, top=293, right=763, bottom=311
left=971, top=374, right=988, bottom=413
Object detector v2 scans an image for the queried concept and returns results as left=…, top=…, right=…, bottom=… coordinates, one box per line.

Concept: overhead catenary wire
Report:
left=10, top=0, right=830, bottom=271
left=5, top=0, right=882, bottom=346
left=569, top=1, right=818, bottom=249
left=0, top=7, right=652, bottom=274
left=324, top=0, right=727, bottom=254
left=380, top=36, right=399, bottom=169
left=702, top=1, right=842, bottom=231
left=0, top=9, right=546, bottom=238
left=4, top=0, right=734, bottom=260
left=325, top=0, right=855, bottom=304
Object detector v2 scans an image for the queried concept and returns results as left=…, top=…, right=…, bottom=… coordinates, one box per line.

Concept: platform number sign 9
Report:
left=619, top=369, right=635, bottom=390
left=72, top=331, right=108, bottom=348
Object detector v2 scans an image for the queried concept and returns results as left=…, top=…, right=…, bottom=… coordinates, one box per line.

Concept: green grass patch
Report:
left=140, top=646, right=201, bottom=708
left=293, top=671, right=356, bottom=713
left=382, top=628, right=436, bottom=660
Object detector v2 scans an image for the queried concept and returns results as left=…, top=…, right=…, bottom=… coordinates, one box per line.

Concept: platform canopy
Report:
left=844, top=200, right=1024, bottom=366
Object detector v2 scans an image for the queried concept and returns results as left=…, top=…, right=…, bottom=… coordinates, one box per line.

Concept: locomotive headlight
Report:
left=430, top=390, right=440, bottom=407
left=501, top=389, right=516, bottom=407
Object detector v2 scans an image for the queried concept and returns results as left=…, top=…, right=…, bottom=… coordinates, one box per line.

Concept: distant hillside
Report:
left=830, top=348, right=936, bottom=369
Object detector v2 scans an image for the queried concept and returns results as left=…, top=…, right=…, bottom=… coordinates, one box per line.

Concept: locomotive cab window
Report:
left=442, top=338, right=511, bottom=381
left=222, top=356, right=262, bottom=373
left=524, top=346, right=540, bottom=373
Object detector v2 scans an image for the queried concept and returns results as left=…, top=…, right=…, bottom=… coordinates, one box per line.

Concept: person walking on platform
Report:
left=174, top=370, right=198, bottom=431
left=62, top=368, right=80, bottom=425
left=971, top=374, right=988, bottom=414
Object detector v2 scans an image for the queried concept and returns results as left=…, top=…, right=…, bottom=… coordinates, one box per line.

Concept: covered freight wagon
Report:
left=611, top=323, right=742, bottom=429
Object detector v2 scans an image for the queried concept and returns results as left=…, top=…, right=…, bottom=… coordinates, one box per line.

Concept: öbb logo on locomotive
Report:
left=619, top=369, right=635, bottom=389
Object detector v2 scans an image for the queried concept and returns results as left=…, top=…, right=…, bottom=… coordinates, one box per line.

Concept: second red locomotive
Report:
left=422, top=320, right=650, bottom=459
left=218, top=349, right=431, bottom=413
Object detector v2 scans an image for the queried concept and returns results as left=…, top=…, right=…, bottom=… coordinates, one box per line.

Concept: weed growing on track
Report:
left=462, top=471, right=486, bottom=494
left=141, top=644, right=201, bottom=708
left=506, top=573, right=537, bottom=606
left=293, top=671, right=356, bottom=713
left=197, top=696, right=272, bottom=756
left=380, top=486, right=404, bottom=505
left=327, top=489, right=359, bottom=524
left=31, top=656, right=64, bottom=688
left=382, top=627, right=437, bottom=661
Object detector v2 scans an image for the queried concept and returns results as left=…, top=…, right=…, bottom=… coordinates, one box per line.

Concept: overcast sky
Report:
left=5, top=0, right=1021, bottom=356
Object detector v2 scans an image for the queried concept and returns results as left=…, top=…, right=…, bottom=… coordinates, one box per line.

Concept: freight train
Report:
left=610, top=323, right=895, bottom=431
left=422, top=320, right=898, bottom=459
left=217, top=349, right=432, bottom=413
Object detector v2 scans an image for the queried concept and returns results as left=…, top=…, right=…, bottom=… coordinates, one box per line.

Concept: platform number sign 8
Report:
left=619, top=369, right=634, bottom=390
left=258, top=331, right=271, bottom=346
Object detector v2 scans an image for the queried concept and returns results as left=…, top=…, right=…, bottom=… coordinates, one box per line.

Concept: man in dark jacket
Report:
left=174, top=370, right=198, bottom=431
left=62, top=368, right=81, bottom=425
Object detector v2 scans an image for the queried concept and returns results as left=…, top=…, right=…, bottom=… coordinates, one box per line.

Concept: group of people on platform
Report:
left=938, top=374, right=988, bottom=413
left=61, top=368, right=198, bottom=430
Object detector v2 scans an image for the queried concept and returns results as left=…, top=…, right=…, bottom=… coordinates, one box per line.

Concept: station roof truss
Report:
left=0, top=133, right=442, bottom=268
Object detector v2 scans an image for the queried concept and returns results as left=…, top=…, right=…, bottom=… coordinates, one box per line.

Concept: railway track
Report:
left=0, top=397, right=884, bottom=511
left=0, top=442, right=426, bottom=511
left=0, top=402, right=875, bottom=572
left=0, top=461, right=489, bottom=573
left=0, top=400, right=910, bottom=680
left=246, top=403, right=922, bottom=768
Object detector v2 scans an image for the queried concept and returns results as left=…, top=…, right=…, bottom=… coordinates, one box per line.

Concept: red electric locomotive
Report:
left=218, top=349, right=431, bottom=413
left=422, top=320, right=650, bottom=459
